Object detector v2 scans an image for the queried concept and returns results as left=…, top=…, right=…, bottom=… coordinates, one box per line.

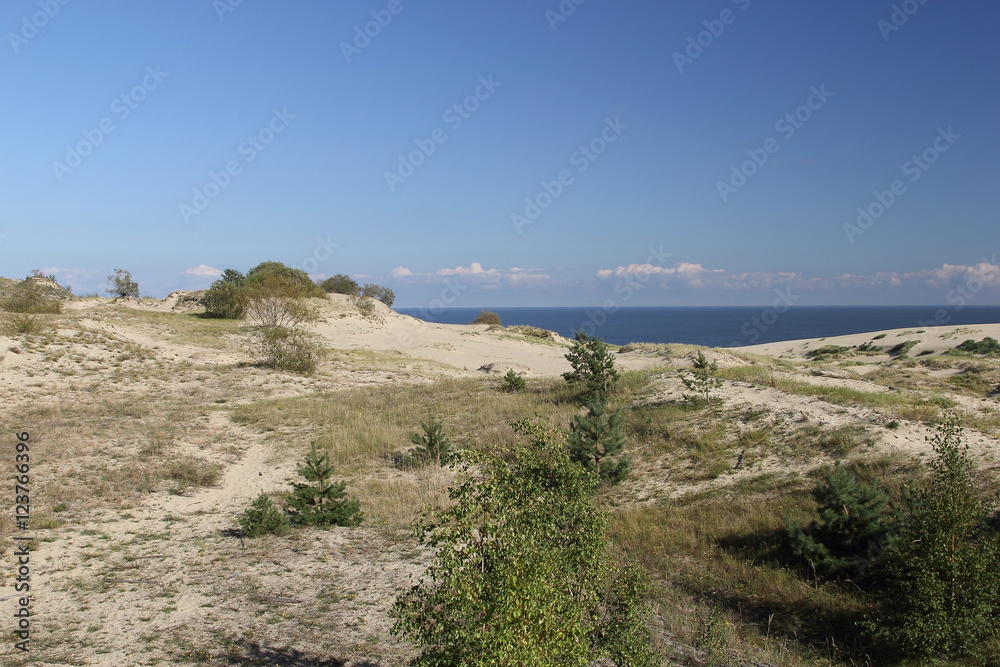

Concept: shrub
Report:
left=246, top=261, right=325, bottom=299
left=2, top=313, right=44, bottom=336
left=246, top=277, right=318, bottom=329
left=350, top=294, right=378, bottom=319
left=106, top=268, right=139, bottom=299
left=238, top=492, right=290, bottom=537
left=887, top=340, right=920, bottom=358
left=864, top=416, right=1000, bottom=659
left=360, top=283, right=394, bottom=307
left=406, top=414, right=453, bottom=466
left=567, top=398, right=631, bottom=485
left=954, top=337, right=1000, bottom=356
left=286, top=443, right=362, bottom=527
left=806, top=345, right=852, bottom=359
left=391, top=425, right=656, bottom=666
left=499, top=369, right=526, bottom=392
left=786, top=462, right=894, bottom=583
left=1, top=281, right=62, bottom=314
left=563, top=330, right=620, bottom=401
left=681, top=351, right=722, bottom=403
left=320, top=274, right=360, bottom=296
left=855, top=341, right=883, bottom=354
left=203, top=269, right=248, bottom=319
left=251, top=325, right=317, bottom=375
left=471, top=310, right=502, bottom=326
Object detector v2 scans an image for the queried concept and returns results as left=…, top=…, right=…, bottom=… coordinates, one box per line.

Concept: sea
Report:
left=393, top=306, right=1000, bottom=348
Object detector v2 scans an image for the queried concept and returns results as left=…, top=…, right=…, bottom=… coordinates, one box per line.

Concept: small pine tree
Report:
left=408, top=414, right=453, bottom=466
left=563, top=331, right=620, bottom=401
left=500, top=368, right=526, bottom=392
left=786, top=462, right=893, bottom=583
left=239, top=491, right=290, bottom=537
left=681, top=351, right=722, bottom=403
left=567, top=398, right=631, bottom=485
left=287, top=443, right=362, bottom=527
left=863, top=416, right=1000, bottom=659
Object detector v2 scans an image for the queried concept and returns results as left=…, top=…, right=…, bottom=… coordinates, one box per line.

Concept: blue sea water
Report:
left=393, top=306, right=1000, bottom=348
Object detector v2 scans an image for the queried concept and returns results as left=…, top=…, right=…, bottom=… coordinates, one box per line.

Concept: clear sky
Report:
left=2, top=0, right=999, bottom=307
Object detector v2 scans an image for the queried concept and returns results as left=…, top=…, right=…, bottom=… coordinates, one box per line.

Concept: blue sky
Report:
left=2, top=0, right=999, bottom=307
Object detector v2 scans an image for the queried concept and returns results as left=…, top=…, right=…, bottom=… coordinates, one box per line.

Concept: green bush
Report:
left=286, top=443, right=362, bottom=528
left=806, top=345, right=852, bottom=359
left=360, top=283, right=394, bottom=307
left=238, top=492, right=290, bottom=537
left=1, top=281, right=63, bottom=314
left=203, top=269, right=248, bottom=319
left=320, top=273, right=360, bottom=295
left=252, top=325, right=317, bottom=375
left=391, top=424, right=656, bottom=666
left=106, top=268, right=140, bottom=299
left=567, top=398, right=630, bottom=485
left=563, top=331, right=620, bottom=401
left=855, top=341, right=883, bottom=354
left=499, top=369, right=526, bottom=392
left=954, top=337, right=1000, bottom=356
left=864, top=416, right=1000, bottom=659
left=786, top=463, right=894, bottom=583
left=350, top=294, right=378, bottom=319
left=471, top=310, right=502, bottom=326
left=246, top=261, right=325, bottom=299
left=887, top=340, right=920, bottom=358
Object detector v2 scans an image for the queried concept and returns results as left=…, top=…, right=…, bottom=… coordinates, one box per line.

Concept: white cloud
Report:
left=183, top=264, right=222, bottom=277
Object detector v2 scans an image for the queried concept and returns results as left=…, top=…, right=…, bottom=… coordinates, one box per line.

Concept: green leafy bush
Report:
left=252, top=325, right=317, bottom=375
left=246, top=261, right=325, bottom=299
left=360, top=283, right=395, bottom=307
left=238, top=492, right=290, bottom=537
left=567, top=398, right=630, bottom=485
left=391, top=425, right=656, bottom=666
left=320, top=273, right=360, bottom=295
left=106, top=268, right=139, bottom=299
left=786, top=463, right=894, bottom=583
left=563, top=331, right=620, bottom=401
left=286, top=443, right=362, bottom=527
left=864, top=416, right=1000, bottom=659
left=471, top=310, right=502, bottom=326
left=203, top=269, right=248, bottom=319
left=499, top=368, right=526, bottom=392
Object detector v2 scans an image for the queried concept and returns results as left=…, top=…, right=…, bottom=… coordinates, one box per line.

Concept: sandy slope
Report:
left=1, top=295, right=998, bottom=665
